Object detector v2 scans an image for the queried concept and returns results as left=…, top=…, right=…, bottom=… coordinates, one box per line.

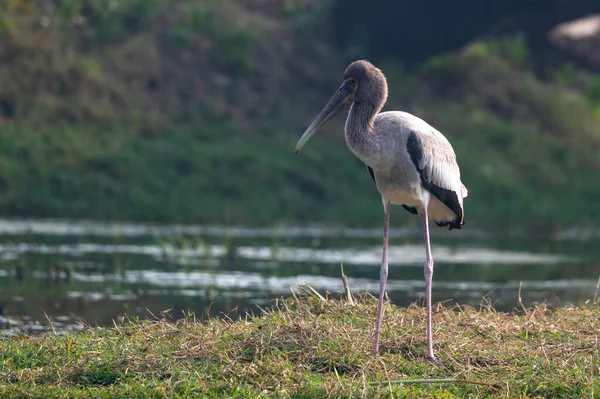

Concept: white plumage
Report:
left=366, top=111, right=467, bottom=227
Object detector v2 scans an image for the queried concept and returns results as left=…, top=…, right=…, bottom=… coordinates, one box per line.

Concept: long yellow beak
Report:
left=295, top=81, right=354, bottom=153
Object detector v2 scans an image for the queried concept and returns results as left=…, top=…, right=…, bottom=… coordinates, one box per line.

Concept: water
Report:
left=0, top=219, right=598, bottom=335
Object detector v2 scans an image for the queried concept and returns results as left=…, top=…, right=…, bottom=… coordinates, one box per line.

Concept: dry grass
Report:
left=1, top=290, right=599, bottom=398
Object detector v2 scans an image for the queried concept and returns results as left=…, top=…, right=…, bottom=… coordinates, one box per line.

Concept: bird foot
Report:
left=425, top=355, right=441, bottom=365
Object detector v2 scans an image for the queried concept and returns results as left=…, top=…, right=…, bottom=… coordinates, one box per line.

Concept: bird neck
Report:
left=344, top=99, right=382, bottom=150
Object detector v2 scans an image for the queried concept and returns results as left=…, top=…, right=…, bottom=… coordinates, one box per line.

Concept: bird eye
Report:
left=349, top=79, right=357, bottom=85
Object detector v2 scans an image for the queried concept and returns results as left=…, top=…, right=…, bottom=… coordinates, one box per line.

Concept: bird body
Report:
left=294, top=60, right=467, bottom=362
left=347, top=110, right=467, bottom=227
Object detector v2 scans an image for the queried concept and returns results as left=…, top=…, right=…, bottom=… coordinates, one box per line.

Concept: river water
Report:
left=0, top=219, right=598, bottom=334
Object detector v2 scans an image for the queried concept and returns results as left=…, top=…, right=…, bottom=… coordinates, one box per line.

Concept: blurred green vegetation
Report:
left=0, top=1, right=598, bottom=232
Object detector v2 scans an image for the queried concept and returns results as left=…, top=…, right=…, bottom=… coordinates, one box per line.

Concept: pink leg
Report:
left=421, top=205, right=435, bottom=361
left=373, top=200, right=391, bottom=354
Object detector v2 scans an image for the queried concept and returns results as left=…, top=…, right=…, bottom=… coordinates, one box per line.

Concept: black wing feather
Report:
left=402, top=205, right=418, bottom=215
left=366, top=165, right=375, bottom=182
left=406, top=132, right=463, bottom=230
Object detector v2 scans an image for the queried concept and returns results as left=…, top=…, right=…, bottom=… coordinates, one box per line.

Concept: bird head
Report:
left=295, top=60, right=387, bottom=153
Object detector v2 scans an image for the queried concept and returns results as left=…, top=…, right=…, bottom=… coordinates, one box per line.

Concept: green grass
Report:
left=1, top=292, right=599, bottom=398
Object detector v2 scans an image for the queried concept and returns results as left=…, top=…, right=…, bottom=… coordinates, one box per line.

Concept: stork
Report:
left=294, top=60, right=468, bottom=361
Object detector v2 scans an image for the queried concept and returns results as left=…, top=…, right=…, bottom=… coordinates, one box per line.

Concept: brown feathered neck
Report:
left=344, top=60, right=388, bottom=134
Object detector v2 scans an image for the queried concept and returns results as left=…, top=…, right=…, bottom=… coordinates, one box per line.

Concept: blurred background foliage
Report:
left=0, top=0, right=598, bottom=232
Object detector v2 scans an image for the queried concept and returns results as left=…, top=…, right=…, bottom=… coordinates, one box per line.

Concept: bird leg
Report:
left=373, top=200, right=391, bottom=354
left=421, top=204, right=436, bottom=362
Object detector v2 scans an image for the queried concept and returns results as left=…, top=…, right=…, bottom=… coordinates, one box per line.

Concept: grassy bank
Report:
left=0, top=1, right=600, bottom=230
left=1, top=292, right=599, bottom=398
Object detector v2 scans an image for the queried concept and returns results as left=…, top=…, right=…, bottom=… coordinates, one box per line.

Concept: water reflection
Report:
left=0, top=219, right=597, bottom=335
left=0, top=242, right=574, bottom=265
